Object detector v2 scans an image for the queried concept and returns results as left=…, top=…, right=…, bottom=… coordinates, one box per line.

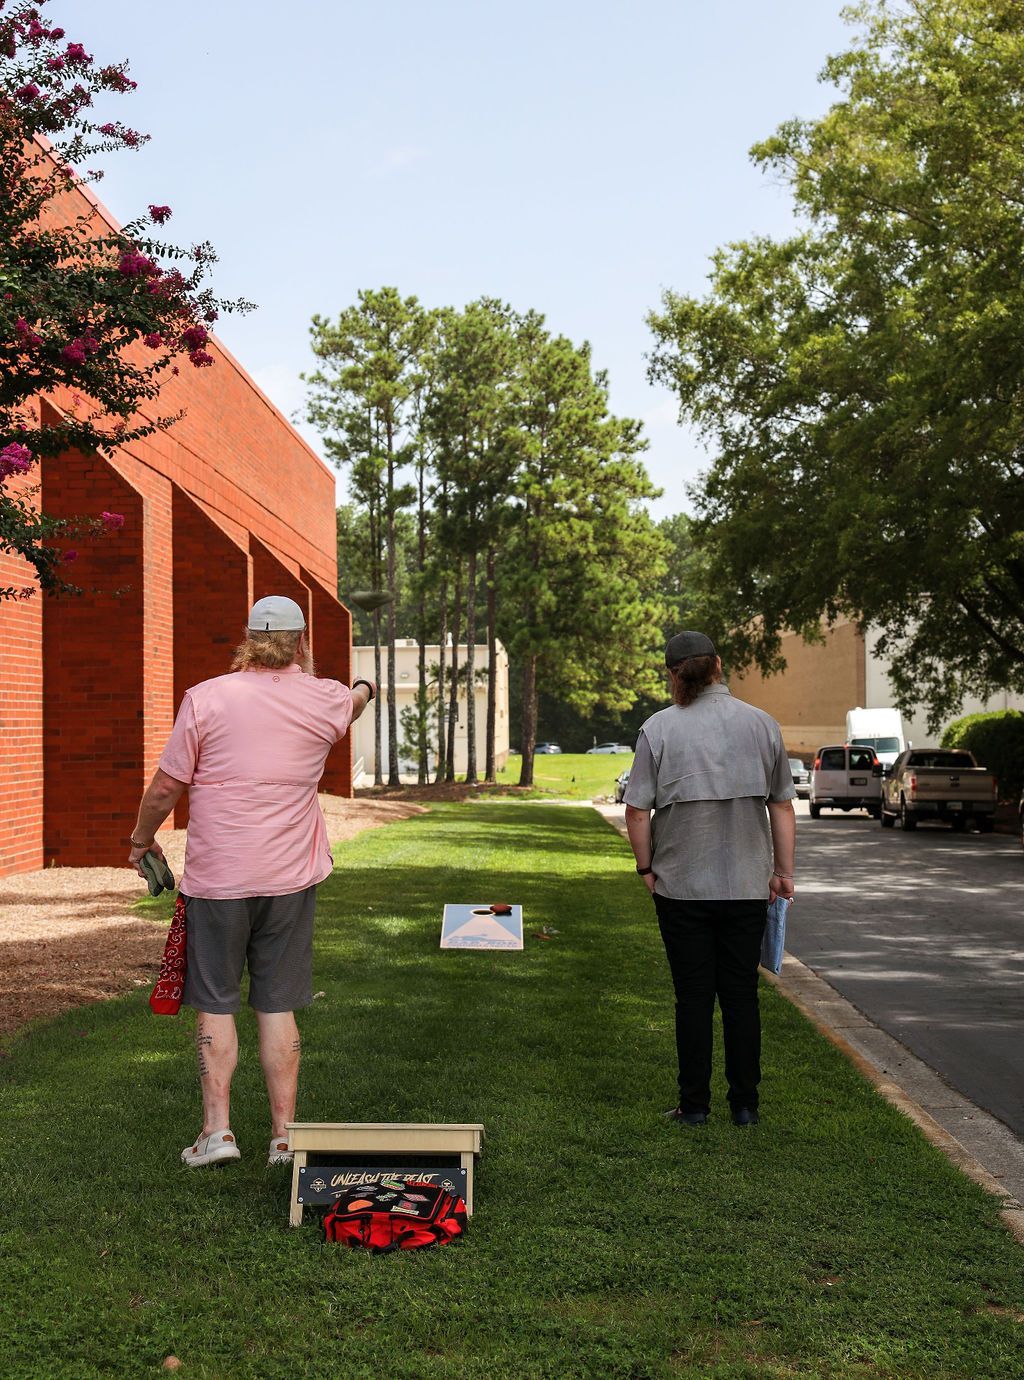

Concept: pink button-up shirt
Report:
left=159, top=666, right=354, bottom=900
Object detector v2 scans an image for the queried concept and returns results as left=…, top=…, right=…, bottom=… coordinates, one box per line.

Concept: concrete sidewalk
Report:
left=593, top=801, right=1024, bottom=1244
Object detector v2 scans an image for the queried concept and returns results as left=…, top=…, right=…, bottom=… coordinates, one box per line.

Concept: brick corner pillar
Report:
left=302, top=567, right=353, bottom=797
left=0, top=470, right=44, bottom=876
left=172, top=489, right=253, bottom=827
left=42, top=450, right=149, bottom=865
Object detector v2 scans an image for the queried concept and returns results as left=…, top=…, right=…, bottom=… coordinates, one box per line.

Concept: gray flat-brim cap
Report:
left=665, top=630, right=717, bottom=666
left=248, top=595, right=307, bottom=631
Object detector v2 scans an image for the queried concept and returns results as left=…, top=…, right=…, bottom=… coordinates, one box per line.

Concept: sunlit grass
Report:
left=3, top=802, right=1024, bottom=1379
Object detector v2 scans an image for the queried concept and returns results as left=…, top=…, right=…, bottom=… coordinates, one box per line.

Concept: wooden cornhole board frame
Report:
left=286, top=1121, right=485, bottom=1227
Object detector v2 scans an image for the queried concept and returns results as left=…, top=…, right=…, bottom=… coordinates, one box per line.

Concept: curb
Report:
left=762, top=957, right=1024, bottom=1247
left=591, top=801, right=1024, bottom=1246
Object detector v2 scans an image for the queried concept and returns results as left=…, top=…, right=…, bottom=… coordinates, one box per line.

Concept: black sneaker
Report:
left=664, top=1107, right=708, bottom=1128
left=731, top=1107, right=760, bottom=1127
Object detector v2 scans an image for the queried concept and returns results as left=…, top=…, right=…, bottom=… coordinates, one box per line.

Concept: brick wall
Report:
left=0, top=176, right=352, bottom=875
left=42, top=451, right=146, bottom=864
left=0, top=468, right=44, bottom=875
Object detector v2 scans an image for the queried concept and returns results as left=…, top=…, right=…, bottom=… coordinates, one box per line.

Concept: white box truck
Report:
left=845, top=707, right=906, bottom=767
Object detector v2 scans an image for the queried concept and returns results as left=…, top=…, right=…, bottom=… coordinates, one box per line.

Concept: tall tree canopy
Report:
left=648, top=0, right=1024, bottom=725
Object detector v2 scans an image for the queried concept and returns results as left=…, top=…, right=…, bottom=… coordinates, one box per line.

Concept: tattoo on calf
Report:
left=196, top=1027, right=213, bottom=1078
left=291, top=1039, right=301, bottom=1054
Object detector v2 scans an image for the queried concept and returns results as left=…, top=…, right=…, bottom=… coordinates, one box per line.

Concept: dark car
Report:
left=788, top=757, right=811, bottom=799
left=534, top=742, right=562, bottom=755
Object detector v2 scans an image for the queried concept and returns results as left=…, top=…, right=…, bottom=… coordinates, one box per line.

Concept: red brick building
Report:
left=0, top=183, right=351, bottom=878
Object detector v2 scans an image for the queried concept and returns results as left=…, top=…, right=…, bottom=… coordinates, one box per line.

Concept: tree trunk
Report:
left=372, top=608, right=383, bottom=787
left=518, top=653, right=538, bottom=787
left=435, top=577, right=447, bottom=784
left=485, top=544, right=497, bottom=783
left=416, top=460, right=428, bottom=785
left=445, top=566, right=462, bottom=782
left=385, top=448, right=400, bottom=788
left=464, top=547, right=478, bottom=784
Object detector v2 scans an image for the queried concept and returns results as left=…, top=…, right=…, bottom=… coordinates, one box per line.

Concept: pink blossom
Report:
left=98, top=122, right=117, bottom=137
left=121, top=128, right=141, bottom=148
left=0, top=442, right=33, bottom=480
left=171, top=366, right=180, bottom=376
left=101, top=511, right=125, bottom=530
left=64, top=42, right=91, bottom=65
left=188, top=349, right=214, bottom=369
left=50, top=28, right=66, bottom=40
left=46, top=55, right=65, bottom=71
left=118, top=250, right=158, bottom=277
left=63, top=549, right=78, bottom=563
left=143, top=332, right=163, bottom=349
left=180, top=324, right=208, bottom=350
left=204, top=309, right=218, bottom=323
left=15, top=318, right=43, bottom=348
left=26, top=18, right=47, bottom=43
left=148, top=204, right=172, bottom=224
left=15, top=82, right=40, bottom=102
left=100, top=65, right=137, bottom=92
left=61, top=341, right=87, bottom=364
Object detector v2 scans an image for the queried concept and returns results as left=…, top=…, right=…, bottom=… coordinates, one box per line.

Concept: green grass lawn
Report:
left=3, top=803, right=1024, bottom=1378
left=494, top=751, right=631, bottom=799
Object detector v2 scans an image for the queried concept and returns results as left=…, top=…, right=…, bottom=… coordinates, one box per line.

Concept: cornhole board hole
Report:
left=441, top=904, right=523, bottom=950
left=285, top=1122, right=485, bottom=1227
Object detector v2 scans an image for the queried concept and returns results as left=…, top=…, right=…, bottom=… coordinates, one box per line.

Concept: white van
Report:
left=845, top=707, right=906, bottom=768
left=810, top=744, right=883, bottom=818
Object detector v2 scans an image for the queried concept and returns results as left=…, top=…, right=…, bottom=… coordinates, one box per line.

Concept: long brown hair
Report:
left=230, top=629, right=314, bottom=675
left=669, top=654, right=719, bottom=707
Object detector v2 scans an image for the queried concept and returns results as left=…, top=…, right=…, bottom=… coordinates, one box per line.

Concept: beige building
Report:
left=733, top=618, right=1024, bottom=759
left=351, top=638, right=509, bottom=781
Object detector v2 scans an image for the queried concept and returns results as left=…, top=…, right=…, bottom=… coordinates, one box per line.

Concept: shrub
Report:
left=941, top=710, right=1024, bottom=801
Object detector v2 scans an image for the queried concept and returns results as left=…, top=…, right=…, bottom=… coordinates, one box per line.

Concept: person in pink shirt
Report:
left=127, top=595, right=374, bottom=1169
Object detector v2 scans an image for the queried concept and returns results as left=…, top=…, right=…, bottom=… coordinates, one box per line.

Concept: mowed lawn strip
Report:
left=2, top=802, right=1023, bottom=1379
left=493, top=751, right=631, bottom=799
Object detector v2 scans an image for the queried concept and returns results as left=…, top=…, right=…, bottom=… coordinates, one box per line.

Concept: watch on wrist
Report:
left=636, top=864, right=653, bottom=876
left=352, top=677, right=375, bottom=701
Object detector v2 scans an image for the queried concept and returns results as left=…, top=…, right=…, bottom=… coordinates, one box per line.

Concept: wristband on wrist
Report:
left=636, top=864, right=653, bottom=876
left=129, top=834, right=153, bottom=849
left=352, top=677, right=375, bottom=701
left=773, top=870, right=793, bottom=879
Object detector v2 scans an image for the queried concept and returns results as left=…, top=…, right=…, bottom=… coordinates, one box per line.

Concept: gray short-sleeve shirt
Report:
left=623, top=684, right=795, bottom=900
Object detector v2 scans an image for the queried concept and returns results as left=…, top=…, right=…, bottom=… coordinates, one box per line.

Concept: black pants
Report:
left=653, top=895, right=767, bottom=1114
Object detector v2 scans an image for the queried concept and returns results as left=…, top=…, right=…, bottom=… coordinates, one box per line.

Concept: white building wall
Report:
left=864, top=628, right=1024, bottom=748
left=351, top=639, right=509, bottom=780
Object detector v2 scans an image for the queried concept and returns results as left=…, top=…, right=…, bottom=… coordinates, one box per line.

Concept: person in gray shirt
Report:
left=623, top=631, right=796, bottom=1128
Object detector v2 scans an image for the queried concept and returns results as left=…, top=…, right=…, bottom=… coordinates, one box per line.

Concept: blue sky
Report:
left=56, top=1, right=853, bottom=517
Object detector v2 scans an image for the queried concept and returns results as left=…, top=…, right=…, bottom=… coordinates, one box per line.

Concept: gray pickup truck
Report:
left=880, top=749, right=997, bottom=832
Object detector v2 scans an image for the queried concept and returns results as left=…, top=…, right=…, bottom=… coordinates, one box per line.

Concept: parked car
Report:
left=880, top=748, right=997, bottom=831
left=586, top=742, right=632, bottom=754
left=788, top=757, right=811, bottom=799
left=613, top=768, right=631, bottom=804
left=534, top=742, right=562, bottom=754
left=809, top=744, right=882, bottom=818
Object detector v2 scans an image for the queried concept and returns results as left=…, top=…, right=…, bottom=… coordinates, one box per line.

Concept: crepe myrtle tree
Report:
left=0, top=0, right=251, bottom=599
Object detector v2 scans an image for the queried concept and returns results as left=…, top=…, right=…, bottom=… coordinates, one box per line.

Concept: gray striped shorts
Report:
left=182, top=885, right=317, bottom=1014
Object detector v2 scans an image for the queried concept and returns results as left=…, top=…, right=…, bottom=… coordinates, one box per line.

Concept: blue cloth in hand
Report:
left=760, top=897, right=789, bottom=974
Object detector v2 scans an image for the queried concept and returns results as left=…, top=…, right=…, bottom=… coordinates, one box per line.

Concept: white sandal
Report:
left=267, top=1134, right=293, bottom=1166
left=181, top=1128, right=241, bottom=1168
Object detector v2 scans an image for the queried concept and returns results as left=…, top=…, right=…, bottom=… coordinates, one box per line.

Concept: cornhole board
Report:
left=441, top=904, right=523, bottom=950
left=285, top=1122, right=485, bottom=1227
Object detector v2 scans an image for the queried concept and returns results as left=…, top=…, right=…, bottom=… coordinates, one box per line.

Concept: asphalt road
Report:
left=788, top=801, right=1024, bottom=1137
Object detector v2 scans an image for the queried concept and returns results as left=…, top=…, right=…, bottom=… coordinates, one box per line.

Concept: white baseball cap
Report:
left=247, top=595, right=306, bottom=631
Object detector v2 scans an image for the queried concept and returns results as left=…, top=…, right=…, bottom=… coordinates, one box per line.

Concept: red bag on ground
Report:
left=323, top=1181, right=467, bottom=1251
left=149, top=895, right=187, bottom=1015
